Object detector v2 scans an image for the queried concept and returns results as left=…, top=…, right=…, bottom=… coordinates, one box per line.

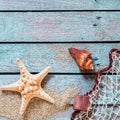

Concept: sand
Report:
left=0, top=85, right=78, bottom=120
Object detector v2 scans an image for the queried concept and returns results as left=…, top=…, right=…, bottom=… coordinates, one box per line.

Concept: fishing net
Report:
left=72, top=49, right=120, bottom=120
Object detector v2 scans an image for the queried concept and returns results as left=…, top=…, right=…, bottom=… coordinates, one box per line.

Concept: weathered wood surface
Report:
left=0, top=75, right=119, bottom=104
left=0, top=12, right=120, bottom=42
left=50, top=108, right=74, bottom=120
left=0, top=74, right=93, bottom=120
left=0, top=0, right=120, bottom=10
left=50, top=105, right=120, bottom=120
left=0, top=74, right=119, bottom=105
left=97, top=75, right=120, bottom=104
left=0, top=75, right=94, bottom=94
left=0, top=1, right=120, bottom=119
left=0, top=117, right=9, bottom=120
left=0, top=43, right=119, bottom=73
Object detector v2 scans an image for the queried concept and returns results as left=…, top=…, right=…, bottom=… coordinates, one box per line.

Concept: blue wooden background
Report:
left=0, top=0, right=120, bottom=120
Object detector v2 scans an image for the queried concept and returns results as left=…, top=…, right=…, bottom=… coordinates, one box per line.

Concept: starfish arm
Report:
left=36, top=66, right=51, bottom=83
left=35, top=89, right=55, bottom=104
left=16, top=58, right=30, bottom=77
left=0, top=82, right=20, bottom=92
left=20, top=95, right=32, bottom=115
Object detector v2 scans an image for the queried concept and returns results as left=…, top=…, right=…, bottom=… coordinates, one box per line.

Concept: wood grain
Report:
left=0, top=74, right=93, bottom=120
left=0, top=0, right=120, bottom=10
left=0, top=12, right=120, bottom=42
left=0, top=75, right=94, bottom=94
left=0, top=117, right=9, bottom=120
left=0, top=43, right=119, bottom=73
left=1, top=74, right=118, bottom=120
left=0, top=1, right=120, bottom=119
left=0, top=75, right=119, bottom=104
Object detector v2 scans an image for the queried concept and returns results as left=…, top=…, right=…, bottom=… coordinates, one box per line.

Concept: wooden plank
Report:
left=0, top=0, right=120, bottom=10
left=96, top=75, right=120, bottom=104
left=0, top=75, right=94, bottom=94
left=0, top=43, right=119, bottom=73
left=0, top=12, right=120, bottom=42
left=84, top=105, right=120, bottom=120
left=50, top=108, right=74, bottom=120
left=0, top=75, right=119, bottom=103
left=0, top=117, right=9, bottom=120
left=0, top=74, right=119, bottom=120
left=52, top=106, right=120, bottom=120
left=0, top=74, right=93, bottom=120
left=1, top=106, right=120, bottom=120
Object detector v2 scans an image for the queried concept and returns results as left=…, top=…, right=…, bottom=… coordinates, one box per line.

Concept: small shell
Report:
left=69, top=48, right=94, bottom=71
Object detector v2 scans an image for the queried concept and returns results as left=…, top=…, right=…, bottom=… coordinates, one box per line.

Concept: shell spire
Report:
left=69, top=48, right=94, bottom=71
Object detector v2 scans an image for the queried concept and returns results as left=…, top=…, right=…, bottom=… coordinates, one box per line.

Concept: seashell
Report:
left=68, top=48, right=94, bottom=71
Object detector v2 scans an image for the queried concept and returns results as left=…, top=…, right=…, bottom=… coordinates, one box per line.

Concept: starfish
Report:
left=0, top=59, right=55, bottom=115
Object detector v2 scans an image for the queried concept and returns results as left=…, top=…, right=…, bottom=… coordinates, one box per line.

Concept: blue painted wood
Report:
left=0, top=74, right=119, bottom=120
left=0, top=12, right=120, bottom=42
left=1, top=75, right=119, bottom=104
left=0, top=43, right=119, bottom=73
left=0, top=117, right=10, bottom=120
left=0, top=0, right=120, bottom=10
left=49, top=108, right=74, bottom=120
left=0, top=74, right=93, bottom=120
left=0, top=1, right=119, bottom=119
left=0, top=75, right=94, bottom=95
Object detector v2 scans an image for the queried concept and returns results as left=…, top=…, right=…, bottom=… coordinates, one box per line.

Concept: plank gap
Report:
left=0, top=72, right=117, bottom=75
left=0, top=41, right=119, bottom=44
left=0, top=10, right=120, bottom=12
left=70, top=104, right=120, bottom=106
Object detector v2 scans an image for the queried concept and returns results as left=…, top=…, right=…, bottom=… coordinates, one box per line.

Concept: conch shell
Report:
left=68, top=48, right=94, bottom=71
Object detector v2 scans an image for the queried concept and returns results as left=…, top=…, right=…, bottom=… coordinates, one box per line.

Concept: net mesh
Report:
left=78, top=49, right=120, bottom=120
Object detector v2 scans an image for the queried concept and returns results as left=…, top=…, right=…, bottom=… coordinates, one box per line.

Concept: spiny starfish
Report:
left=0, top=59, right=55, bottom=115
